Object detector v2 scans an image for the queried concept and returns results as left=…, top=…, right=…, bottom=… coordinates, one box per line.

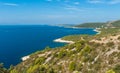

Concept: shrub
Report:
left=58, top=50, right=67, bottom=58
left=10, top=69, right=19, bottom=73
left=69, top=62, right=76, bottom=71
left=26, top=64, right=40, bottom=73
left=117, top=36, right=120, bottom=40
left=106, top=42, right=114, bottom=47
left=106, top=69, right=115, bottom=73
left=76, top=63, right=83, bottom=71
left=113, top=64, right=120, bottom=73
left=34, top=57, right=46, bottom=65
left=80, top=45, right=91, bottom=56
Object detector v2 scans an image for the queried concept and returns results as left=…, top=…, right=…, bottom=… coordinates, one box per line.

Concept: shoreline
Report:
left=22, top=38, right=74, bottom=61
left=93, top=28, right=101, bottom=34
left=67, top=26, right=101, bottom=34
left=22, top=27, right=100, bottom=62
left=53, top=38, right=74, bottom=44
left=21, top=55, right=30, bottom=61
left=53, top=28, right=101, bottom=44
left=71, top=26, right=101, bottom=34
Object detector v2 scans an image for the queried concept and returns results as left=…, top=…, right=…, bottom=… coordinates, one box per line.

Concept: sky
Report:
left=0, top=0, right=120, bottom=24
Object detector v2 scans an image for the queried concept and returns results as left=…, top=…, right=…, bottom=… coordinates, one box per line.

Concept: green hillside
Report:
left=9, top=27, right=120, bottom=73
left=0, top=20, right=120, bottom=73
left=75, top=23, right=106, bottom=28
left=75, top=20, right=120, bottom=28
left=9, top=37, right=120, bottom=73
left=111, top=20, right=120, bottom=27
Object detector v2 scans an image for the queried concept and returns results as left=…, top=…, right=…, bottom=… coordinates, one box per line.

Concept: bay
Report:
left=0, top=25, right=97, bottom=68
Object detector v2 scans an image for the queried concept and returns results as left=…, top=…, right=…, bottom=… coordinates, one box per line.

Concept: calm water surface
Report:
left=0, top=25, right=97, bottom=68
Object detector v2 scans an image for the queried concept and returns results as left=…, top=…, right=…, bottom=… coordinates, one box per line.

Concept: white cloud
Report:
left=87, top=0, right=104, bottom=4
left=64, top=5, right=84, bottom=12
left=3, top=3, right=19, bottom=6
left=87, top=0, right=120, bottom=4
left=74, top=2, right=80, bottom=5
left=109, top=0, right=120, bottom=4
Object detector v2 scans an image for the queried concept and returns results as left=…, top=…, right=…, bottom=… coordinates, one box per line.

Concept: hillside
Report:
left=0, top=20, right=120, bottom=73
left=9, top=34, right=120, bottom=73
left=75, top=20, right=120, bottom=28
left=111, top=20, right=120, bottom=27
left=9, top=28, right=120, bottom=73
left=75, top=23, right=106, bottom=28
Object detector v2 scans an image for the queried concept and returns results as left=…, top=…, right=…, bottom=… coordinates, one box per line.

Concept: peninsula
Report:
left=0, top=20, right=120, bottom=73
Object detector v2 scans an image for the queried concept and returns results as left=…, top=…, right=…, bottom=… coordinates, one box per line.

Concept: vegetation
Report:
left=111, top=20, right=120, bottom=27
left=0, top=63, right=8, bottom=73
left=62, top=34, right=92, bottom=42
left=75, top=22, right=106, bottom=28
left=9, top=33, right=120, bottom=73
left=106, top=69, right=115, bottom=73
left=75, top=20, right=120, bottom=28
left=113, top=64, right=120, bottom=73
left=0, top=20, right=120, bottom=73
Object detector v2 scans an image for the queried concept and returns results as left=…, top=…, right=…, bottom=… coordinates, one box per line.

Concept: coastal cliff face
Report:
left=1, top=20, right=120, bottom=73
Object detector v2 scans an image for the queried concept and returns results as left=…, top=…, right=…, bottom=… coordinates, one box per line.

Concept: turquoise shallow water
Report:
left=0, top=25, right=97, bottom=68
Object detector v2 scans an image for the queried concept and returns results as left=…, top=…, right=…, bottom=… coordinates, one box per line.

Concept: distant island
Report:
left=0, top=20, right=120, bottom=73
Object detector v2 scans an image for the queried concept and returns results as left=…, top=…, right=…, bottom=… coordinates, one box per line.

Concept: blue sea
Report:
left=0, top=25, right=97, bottom=68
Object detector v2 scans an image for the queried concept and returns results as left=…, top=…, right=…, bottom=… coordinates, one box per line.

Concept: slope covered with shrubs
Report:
left=9, top=35, right=120, bottom=73
left=0, top=20, right=120, bottom=73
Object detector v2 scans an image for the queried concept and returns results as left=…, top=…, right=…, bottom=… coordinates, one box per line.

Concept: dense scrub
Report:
left=9, top=37, right=120, bottom=73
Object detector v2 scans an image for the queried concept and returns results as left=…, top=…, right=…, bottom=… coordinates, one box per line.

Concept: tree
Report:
left=106, top=69, right=115, bottom=73
left=58, top=49, right=67, bottom=58
left=113, top=64, right=120, bottom=73
left=69, top=62, right=76, bottom=71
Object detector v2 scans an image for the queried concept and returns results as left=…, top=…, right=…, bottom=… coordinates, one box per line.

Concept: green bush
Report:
left=69, top=62, right=76, bottom=71
left=80, top=45, right=91, bottom=56
left=58, top=50, right=67, bottom=58
left=27, top=64, right=40, bottom=73
left=106, top=69, right=115, bottom=73
left=34, top=57, right=46, bottom=65
left=113, top=64, right=120, bottom=73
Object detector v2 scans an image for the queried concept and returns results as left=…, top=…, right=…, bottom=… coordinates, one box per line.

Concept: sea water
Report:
left=0, top=25, right=97, bottom=68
